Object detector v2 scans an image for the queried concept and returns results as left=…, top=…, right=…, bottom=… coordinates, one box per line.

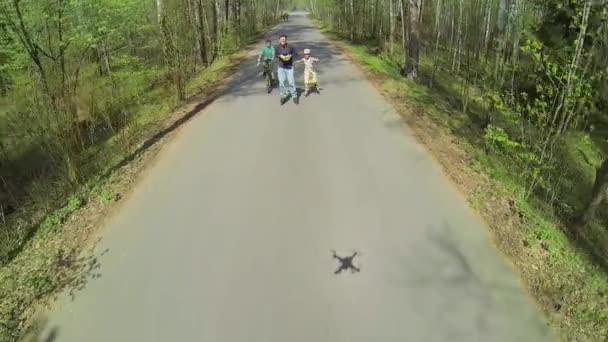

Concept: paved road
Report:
left=43, top=13, right=555, bottom=342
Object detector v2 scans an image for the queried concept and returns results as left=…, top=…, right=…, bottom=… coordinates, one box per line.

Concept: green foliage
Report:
left=40, top=196, right=84, bottom=233
left=484, top=124, right=539, bottom=167
left=0, top=0, right=281, bottom=260
left=484, top=125, right=521, bottom=150
left=0, top=0, right=281, bottom=339
left=25, top=275, right=54, bottom=297
left=312, top=0, right=608, bottom=337
left=93, top=185, right=118, bottom=203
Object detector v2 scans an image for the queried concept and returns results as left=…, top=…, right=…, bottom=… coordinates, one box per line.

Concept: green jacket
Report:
left=259, top=46, right=275, bottom=62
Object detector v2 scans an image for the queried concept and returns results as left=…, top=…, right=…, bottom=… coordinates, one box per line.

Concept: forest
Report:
left=308, top=0, right=608, bottom=339
left=2, top=0, right=608, bottom=340
left=0, top=0, right=285, bottom=340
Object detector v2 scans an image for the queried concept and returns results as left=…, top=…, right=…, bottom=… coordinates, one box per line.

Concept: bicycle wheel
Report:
left=264, top=64, right=273, bottom=93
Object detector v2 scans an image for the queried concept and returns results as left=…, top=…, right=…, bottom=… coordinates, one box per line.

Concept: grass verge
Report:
left=0, top=30, right=268, bottom=342
left=314, top=21, right=608, bottom=341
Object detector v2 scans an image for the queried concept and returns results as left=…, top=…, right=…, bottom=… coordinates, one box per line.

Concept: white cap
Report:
left=303, top=49, right=311, bottom=54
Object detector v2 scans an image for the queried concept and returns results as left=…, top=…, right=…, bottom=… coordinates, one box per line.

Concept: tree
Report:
left=0, top=0, right=281, bottom=265
left=405, top=0, right=420, bottom=79
left=575, top=157, right=608, bottom=229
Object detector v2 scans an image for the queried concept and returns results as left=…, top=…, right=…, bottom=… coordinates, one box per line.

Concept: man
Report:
left=275, top=34, right=298, bottom=105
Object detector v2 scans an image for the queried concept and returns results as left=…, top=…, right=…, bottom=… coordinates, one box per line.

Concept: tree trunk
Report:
left=225, top=0, right=230, bottom=33
left=203, top=1, right=212, bottom=53
left=101, top=40, right=113, bottom=78
left=157, top=0, right=163, bottom=24
left=482, top=0, right=492, bottom=60
left=371, top=0, right=377, bottom=40
left=389, top=0, right=395, bottom=53
left=213, top=0, right=221, bottom=58
left=127, top=27, right=137, bottom=56
left=57, top=0, right=67, bottom=98
left=452, top=0, right=463, bottom=73
left=405, top=0, right=420, bottom=79
left=196, top=0, right=209, bottom=66
left=349, top=0, right=355, bottom=40
left=555, top=0, right=592, bottom=136
left=399, top=0, right=407, bottom=74
left=159, top=7, right=186, bottom=102
left=449, top=5, right=455, bottom=53
left=575, top=158, right=608, bottom=229
left=235, top=0, right=241, bottom=44
left=493, top=0, right=511, bottom=85
left=430, top=0, right=442, bottom=87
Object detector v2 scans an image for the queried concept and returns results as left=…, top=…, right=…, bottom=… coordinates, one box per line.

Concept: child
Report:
left=297, top=48, right=320, bottom=96
left=257, top=39, right=275, bottom=79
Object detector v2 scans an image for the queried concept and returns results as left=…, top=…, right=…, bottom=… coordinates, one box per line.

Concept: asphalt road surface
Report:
left=42, top=13, right=555, bottom=342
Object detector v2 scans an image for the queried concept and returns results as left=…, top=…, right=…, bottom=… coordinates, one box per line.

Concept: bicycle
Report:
left=262, top=61, right=274, bottom=93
